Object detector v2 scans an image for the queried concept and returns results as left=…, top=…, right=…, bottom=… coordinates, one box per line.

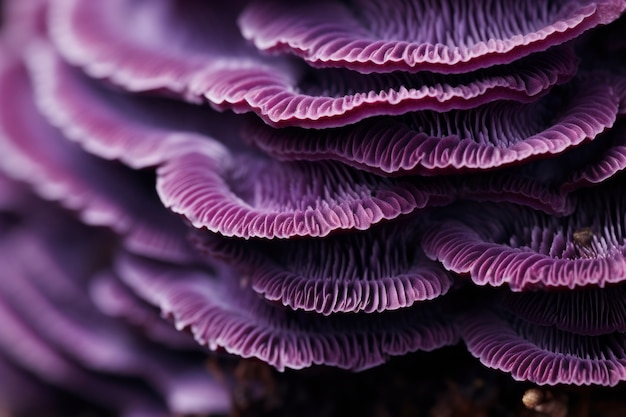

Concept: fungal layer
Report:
left=114, top=252, right=460, bottom=372
left=1, top=0, right=626, bottom=413
left=461, top=279, right=626, bottom=385
left=243, top=74, right=618, bottom=175
left=0, top=189, right=230, bottom=415
left=192, top=217, right=453, bottom=314
left=239, top=0, right=626, bottom=73
left=423, top=182, right=626, bottom=291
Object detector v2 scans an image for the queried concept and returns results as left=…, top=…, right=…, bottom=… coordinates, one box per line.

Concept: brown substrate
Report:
left=229, top=344, right=626, bottom=417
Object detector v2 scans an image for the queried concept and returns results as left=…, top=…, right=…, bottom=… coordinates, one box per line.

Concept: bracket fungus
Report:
left=1, top=0, right=626, bottom=414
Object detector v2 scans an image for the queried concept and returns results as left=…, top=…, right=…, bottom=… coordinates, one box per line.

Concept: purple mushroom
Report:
left=48, top=0, right=585, bottom=128
left=0, top=53, right=194, bottom=263
left=423, top=179, right=626, bottom=291
left=463, top=309, right=626, bottom=386
left=23, top=42, right=456, bottom=239
left=1, top=0, right=626, bottom=413
left=192, top=217, right=453, bottom=314
left=239, top=0, right=626, bottom=73
left=114, top=251, right=460, bottom=371
left=499, top=285, right=626, bottom=336
left=90, top=271, right=201, bottom=351
left=461, top=279, right=626, bottom=386
left=0, top=184, right=230, bottom=415
left=243, top=73, right=618, bottom=175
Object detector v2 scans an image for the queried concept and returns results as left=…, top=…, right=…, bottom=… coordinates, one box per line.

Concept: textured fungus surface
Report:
left=0, top=235, right=228, bottom=415
left=115, top=253, right=460, bottom=371
left=48, top=0, right=582, bottom=128
left=244, top=75, right=618, bottom=175
left=463, top=311, right=626, bottom=386
left=500, top=285, right=626, bottom=335
left=239, top=0, right=626, bottom=73
left=22, top=44, right=456, bottom=239
left=192, top=218, right=453, bottom=314
left=422, top=186, right=626, bottom=290
left=157, top=151, right=453, bottom=239
left=27, top=41, right=238, bottom=170
left=0, top=292, right=160, bottom=415
left=559, top=120, right=626, bottom=190
left=0, top=58, right=194, bottom=263
left=3, top=0, right=626, bottom=411
left=432, top=120, right=626, bottom=216
left=438, top=169, right=574, bottom=216
left=461, top=120, right=626, bottom=200
left=90, top=272, right=200, bottom=350
left=0, top=202, right=229, bottom=416
left=202, top=55, right=578, bottom=128
left=49, top=0, right=256, bottom=101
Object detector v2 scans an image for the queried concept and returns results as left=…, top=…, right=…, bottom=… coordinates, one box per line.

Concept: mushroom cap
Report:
left=500, top=285, right=626, bottom=335
left=423, top=181, right=626, bottom=290
left=463, top=309, right=626, bottom=386
left=115, top=252, right=460, bottom=371
left=90, top=271, right=200, bottom=351
left=21, top=43, right=457, bottom=239
left=239, top=0, right=626, bottom=74
left=0, top=200, right=229, bottom=415
left=157, top=151, right=453, bottom=238
left=48, top=0, right=582, bottom=128
left=243, top=72, right=618, bottom=175
left=192, top=216, right=453, bottom=314
left=0, top=55, right=194, bottom=263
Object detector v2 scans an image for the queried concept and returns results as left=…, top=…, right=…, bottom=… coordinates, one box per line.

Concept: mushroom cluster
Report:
left=1, top=0, right=626, bottom=414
